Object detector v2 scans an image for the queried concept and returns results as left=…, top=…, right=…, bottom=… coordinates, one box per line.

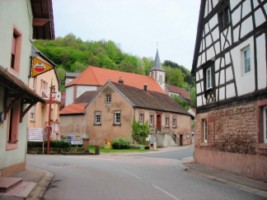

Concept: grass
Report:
left=88, top=146, right=149, bottom=153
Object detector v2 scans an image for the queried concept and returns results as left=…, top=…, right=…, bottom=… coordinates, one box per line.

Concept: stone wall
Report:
left=195, top=103, right=257, bottom=154
left=194, top=101, right=267, bottom=181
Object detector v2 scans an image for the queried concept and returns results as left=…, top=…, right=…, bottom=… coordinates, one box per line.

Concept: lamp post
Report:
left=47, top=84, right=55, bottom=154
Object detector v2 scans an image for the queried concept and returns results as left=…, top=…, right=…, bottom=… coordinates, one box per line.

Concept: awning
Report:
left=0, top=66, right=45, bottom=122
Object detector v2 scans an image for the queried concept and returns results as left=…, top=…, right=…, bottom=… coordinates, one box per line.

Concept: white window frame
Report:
left=94, top=112, right=101, bottom=125
left=172, top=118, right=177, bottom=128
left=149, top=115, right=154, bottom=127
left=29, top=106, right=35, bottom=121
left=202, top=119, right=208, bottom=143
left=114, top=111, right=121, bottom=125
left=242, top=46, right=251, bottom=74
left=165, top=117, right=169, bottom=127
left=264, top=106, right=267, bottom=144
left=139, top=113, right=144, bottom=125
left=106, top=94, right=111, bottom=104
left=206, top=67, right=212, bottom=90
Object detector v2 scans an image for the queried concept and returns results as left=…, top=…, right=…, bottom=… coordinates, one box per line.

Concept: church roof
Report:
left=66, top=66, right=165, bottom=94
left=150, top=49, right=164, bottom=71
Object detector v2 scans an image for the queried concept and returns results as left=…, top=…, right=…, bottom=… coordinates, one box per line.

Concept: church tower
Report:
left=149, top=49, right=166, bottom=91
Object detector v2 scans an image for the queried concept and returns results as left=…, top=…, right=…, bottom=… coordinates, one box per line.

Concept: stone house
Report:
left=192, top=0, right=267, bottom=181
left=0, top=0, right=54, bottom=176
left=60, top=81, right=192, bottom=146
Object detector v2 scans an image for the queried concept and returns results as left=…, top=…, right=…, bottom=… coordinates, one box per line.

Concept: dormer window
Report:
left=106, top=94, right=111, bottom=104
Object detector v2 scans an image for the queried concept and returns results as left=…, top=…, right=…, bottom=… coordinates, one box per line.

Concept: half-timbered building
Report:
left=192, top=0, right=267, bottom=181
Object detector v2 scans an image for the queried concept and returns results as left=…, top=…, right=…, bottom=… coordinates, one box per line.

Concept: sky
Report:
left=53, top=0, right=201, bottom=70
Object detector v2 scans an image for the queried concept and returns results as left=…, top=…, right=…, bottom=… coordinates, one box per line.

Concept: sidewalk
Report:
left=182, top=161, right=267, bottom=198
left=0, top=166, right=53, bottom=200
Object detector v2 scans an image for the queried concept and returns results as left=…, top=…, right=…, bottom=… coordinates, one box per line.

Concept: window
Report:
left=106, top=94, right=111, bottom=104
left=165, top=117, right=169, bottom=127
left=10, top=29, right=21, bottom=73
left=29, top=106, right=35, bottom=121
left=172, top=118, right=177, bottom=128
left=219, top=4, right=231, bottom=30
left=114, top=111, right=121, bottom=125
left=94, top=111, right=101, bottom=125
left=139, top=113, right=144, bottom=125
left=202, top=119, right=208, bottom=143
left=7, top=103, right=20, bottom=148
left=149, top=115, right=154, bottom=127
left=242, top=46, right=251, bottom=74
left=264, top=107, right=267, bottom=144
left=206, top=67, right=212, bottom=90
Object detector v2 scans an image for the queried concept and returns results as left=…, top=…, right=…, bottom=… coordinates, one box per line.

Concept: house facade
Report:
left=28, top=47, right=61, bottom=141
left=61, top=81, right=192, bottom=147
left=192, top=0, right=267, bottom=181
left=0, top=0, right=54, bottom=176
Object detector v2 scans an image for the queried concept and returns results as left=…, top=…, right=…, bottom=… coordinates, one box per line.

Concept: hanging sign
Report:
left=31, top=57, right=53, bottom=77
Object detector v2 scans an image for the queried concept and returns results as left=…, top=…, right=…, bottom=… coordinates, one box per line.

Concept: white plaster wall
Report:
left=230, top=0, right=240, bottom=10
left=242, top=0, right=251, bottom=18
left=226, top=83, right=236, bottom=99
left=232, top=6, right=241, bottom=26
left=231, top=37, right=255, bottom=96
left=197, top=95, right=202, bottom=107
left=77, top=85, right=97, bottom=98
left=65, top=86, right=74, bottom=106
left=226, top=67, right=233, bottom=82
left=255, top=8, right=265, bottom=27
left=241, top=17, right=253, bottom=38
left=256, top=34, right=267, bottom=90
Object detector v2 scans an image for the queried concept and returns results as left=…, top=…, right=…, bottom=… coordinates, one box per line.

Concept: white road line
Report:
left=123, top=170, right=142, bottom=180
left=152, top=184, right=181, bottom=200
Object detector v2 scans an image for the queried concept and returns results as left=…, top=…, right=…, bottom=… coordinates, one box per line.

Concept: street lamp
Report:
left=47, top=83, right=55, bottom=154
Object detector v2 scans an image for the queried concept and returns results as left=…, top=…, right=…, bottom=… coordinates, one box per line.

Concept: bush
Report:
left=111, top=137, right=130, bottom=149
left=28, top=140, right=70, bottom=148
left=132, top=120, right=150, bottom=145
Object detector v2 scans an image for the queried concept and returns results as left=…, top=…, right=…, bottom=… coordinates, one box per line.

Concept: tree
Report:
left=132, top=120, right=150, bottom=145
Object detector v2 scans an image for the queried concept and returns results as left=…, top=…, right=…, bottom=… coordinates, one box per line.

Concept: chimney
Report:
left=118, top=77, right=124, bottom=84
left=144, top=84, right=147, bottom=91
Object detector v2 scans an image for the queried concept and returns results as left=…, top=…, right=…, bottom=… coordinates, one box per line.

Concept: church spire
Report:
left=151, top=49, right=164, bottom=71
left=149, top=49, right=166, bottom=92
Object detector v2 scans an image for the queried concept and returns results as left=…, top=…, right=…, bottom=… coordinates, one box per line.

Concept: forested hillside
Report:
left=34, top=33, right=196, bottom=107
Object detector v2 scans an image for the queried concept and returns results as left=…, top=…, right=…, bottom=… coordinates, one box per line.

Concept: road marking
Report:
left=123, top=170, right=142, bottom=180
left=152, top=184, right=180, bottom=200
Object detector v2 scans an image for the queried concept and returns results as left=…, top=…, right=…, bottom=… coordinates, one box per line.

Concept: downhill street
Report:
left=26, top=145, right=265, bottom=200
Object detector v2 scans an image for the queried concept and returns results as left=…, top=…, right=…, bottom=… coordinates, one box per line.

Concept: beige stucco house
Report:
left=28, top=47, right=61, bottom=141
left=60, top=81, right=192, bottom=147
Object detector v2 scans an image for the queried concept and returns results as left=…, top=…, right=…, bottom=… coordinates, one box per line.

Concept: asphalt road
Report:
left=26, top=146, right=264, bottom=200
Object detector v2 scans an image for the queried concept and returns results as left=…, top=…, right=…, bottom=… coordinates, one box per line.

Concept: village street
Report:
left=26, top=145, right=264, bottom=200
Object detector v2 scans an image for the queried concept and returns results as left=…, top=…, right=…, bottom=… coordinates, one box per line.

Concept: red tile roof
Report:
left=59, top=103, right=86, bottom=115
left=66, top=66, right=164, bottom=94
left=167, top=85, right=191, bottom=100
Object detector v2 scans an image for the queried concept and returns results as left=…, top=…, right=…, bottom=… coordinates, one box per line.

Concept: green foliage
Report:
left=132, top=120, right=150, bottom=145
left=111, top=137, right=131, bottom=149
left=34, top=33, right=195, bottom=93
left=190, top=87, right=196, bottom=107
left=172, top=95, right=190, bottom=110
left=27, top=141, right=70, bottom=148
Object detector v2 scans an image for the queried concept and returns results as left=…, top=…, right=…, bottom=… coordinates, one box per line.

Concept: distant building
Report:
left=192, top=0, right=267, bottom=181
left=0, top=0, right=54, bottom=176
left=60, top=81, right=192, bottom=146
left=64, top=65, right=165, bottom=106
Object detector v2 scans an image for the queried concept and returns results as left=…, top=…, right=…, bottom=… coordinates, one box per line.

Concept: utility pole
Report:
left=47, top=84, right=55, bottom=154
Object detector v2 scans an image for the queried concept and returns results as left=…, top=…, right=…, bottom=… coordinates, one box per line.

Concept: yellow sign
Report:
left=31, top=57, right=53, bottom=77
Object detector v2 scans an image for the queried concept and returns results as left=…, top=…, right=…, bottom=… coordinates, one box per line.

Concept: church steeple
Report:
left=149, top=49, right=166, bottom=91
left=151, top=49, right=164, bottom=71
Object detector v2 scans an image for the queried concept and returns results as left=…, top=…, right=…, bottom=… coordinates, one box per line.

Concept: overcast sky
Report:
left=53, top=0, right=201, bottom=70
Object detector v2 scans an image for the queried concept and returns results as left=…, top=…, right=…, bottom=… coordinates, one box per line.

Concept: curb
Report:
left=26, top=170, right=54, bottom=200
left=180, top=161, right=267, bottom=198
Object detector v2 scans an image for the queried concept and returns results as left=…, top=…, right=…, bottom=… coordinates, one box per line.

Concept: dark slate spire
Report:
left=151, top=49, right=164, bottom=71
